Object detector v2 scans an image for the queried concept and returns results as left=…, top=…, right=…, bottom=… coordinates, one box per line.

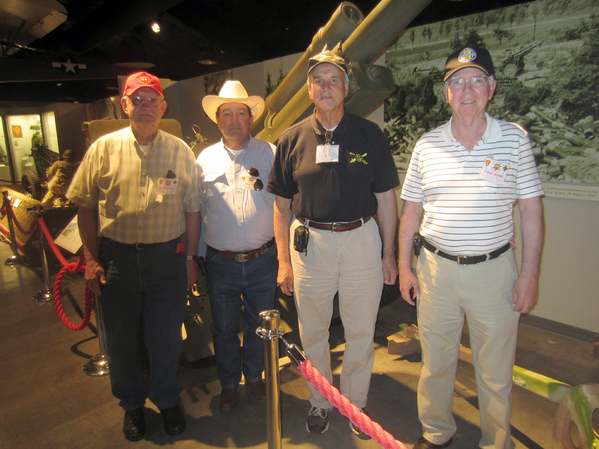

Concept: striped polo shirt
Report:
left=401, top=114, right=544, bottom=255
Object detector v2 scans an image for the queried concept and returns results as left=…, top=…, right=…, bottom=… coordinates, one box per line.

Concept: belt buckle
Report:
left=135, top=243, right=144, bottom=250
left=457, top=255, right=467, bottom=265
left=235, top=253, right=249, bottom=262
left=331, top=222, right=340, bottom=233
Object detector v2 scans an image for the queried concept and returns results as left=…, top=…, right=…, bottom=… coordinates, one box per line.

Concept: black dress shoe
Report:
left=161, top=404, right=186, bottom=436
left=123, top=408, right=145, bottom=442
left=413, top=436, right=453, bottom=449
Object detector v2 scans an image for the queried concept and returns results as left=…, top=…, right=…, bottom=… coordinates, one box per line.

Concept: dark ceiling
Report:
left=0, top=0, right=530, bottom=106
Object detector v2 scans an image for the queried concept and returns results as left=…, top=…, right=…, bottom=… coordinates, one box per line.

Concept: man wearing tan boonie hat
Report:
left=196, top=80, right=278, bottom=410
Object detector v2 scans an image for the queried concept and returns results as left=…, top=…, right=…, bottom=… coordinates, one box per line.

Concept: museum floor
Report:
left=1, top=238, right=598, bottom=449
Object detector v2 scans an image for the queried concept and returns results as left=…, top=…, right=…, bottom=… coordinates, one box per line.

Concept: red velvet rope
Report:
left=38, top=216, right=94, bottom=331
left=298, top=360, right=408, bottom=449
left=6, top=200, right=36, bottom=235
left=53, top=260, right=94, bottom=330
left=0, top=179, right=21, bottom=184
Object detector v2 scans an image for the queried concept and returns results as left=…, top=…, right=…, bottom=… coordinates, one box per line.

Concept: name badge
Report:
left=479, top=158, right=509, bottom=185
left=157, top=178, right=178, bottom=195
left=316, top=144, right=339, bottom=164
left=240, top=169, right=258, bottom=190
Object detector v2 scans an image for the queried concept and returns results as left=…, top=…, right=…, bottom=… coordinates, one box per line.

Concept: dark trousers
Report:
left=98, top=238, right=187, bottom=411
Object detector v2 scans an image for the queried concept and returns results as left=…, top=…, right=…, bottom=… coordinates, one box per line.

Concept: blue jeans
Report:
left=205, top=244, right=278, bottom=388
left=98, top=238, right=188, bottom=411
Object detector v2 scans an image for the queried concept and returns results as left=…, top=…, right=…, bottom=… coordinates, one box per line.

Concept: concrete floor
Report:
left=1, top=236, right=598, bottom=449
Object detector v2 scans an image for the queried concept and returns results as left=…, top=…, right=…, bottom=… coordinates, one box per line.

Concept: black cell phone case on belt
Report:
left=293, top=225, right=309, bottom=255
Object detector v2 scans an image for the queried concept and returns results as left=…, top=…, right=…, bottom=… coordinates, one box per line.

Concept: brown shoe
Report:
left=219, top=387, right=238, bottom=410
left=248, top=380, right=266, bottom=401
left=413, top=436, right=453, bottom=449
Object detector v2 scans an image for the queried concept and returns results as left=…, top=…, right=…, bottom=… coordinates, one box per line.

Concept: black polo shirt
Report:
left=267, top=111, right=399, bottom=222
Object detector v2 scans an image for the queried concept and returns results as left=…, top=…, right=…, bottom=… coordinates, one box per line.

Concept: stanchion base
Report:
left=83, top=354, right=109, bottom=377
left=5, top=255, right=28, bottom=266
left=33, top=288, right=52, bottom=303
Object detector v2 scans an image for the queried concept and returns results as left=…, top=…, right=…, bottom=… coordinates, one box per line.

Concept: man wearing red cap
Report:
left=67, top=71, right=204, bottom=441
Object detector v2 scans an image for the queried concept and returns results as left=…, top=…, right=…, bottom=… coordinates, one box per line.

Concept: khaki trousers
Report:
left=416, top=247, right=519, bottom=449
left=290, top=218, right=383, bottom=409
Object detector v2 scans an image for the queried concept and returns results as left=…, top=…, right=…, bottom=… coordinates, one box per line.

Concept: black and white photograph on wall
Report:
left=384, top=0, right=599, bottom=200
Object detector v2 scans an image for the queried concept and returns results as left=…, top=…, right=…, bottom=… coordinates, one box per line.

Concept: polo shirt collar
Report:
left=442, top=113, right=503, bottom=144
left=310, top=110, right=349, bottom=136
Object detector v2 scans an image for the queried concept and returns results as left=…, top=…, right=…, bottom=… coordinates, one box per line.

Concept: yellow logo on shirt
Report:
left=349, top=152, right=368, bottom=164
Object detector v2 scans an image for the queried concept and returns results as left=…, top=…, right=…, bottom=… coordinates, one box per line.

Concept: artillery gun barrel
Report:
left=342, top=0, right=432, bottom=64
left=256, top=0, right=433, bottom=143
left=258, top=2, right=364, bottom=134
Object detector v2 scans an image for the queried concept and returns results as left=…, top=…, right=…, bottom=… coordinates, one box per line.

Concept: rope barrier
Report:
left=53, top=258, right=94, bottom=330
left=0, top=222, right=26, bottom=253
left=0, top=179, right=21, bottom=184
left=38, top=215, right=94, bottom=331
left=6, top=200, right=36, bottom=235
left=297, top=360, right=408, bottom=449
left=37, top=216, right=69, bottom=267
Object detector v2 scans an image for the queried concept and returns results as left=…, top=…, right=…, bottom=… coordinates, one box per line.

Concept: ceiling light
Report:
left=199, top=59, right=217, bottom=65
left=151, top=22, right=160, bottom=33
left=112, top=35, right=155, bottom=69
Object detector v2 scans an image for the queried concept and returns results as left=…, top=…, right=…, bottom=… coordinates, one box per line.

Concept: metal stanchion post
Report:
left=257, top=310, right=283, bottom=449
left=3, top=191, right=28, bottom=266
left=83, top=295, right=109, bottom=376
left=31, top=205, right=52, bottom=303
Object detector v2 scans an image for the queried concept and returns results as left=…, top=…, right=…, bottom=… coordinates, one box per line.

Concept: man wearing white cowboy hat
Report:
left=196, top=80, right=278, bottom=410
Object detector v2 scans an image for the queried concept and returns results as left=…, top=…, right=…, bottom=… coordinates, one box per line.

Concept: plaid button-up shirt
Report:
left=68, top=127, right=204, bottom=244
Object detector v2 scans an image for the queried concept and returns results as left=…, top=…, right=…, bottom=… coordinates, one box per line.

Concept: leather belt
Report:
left=297, top=216, right=371, bottom=233
left=102, top=237, right=171, bottom=250
left=422, top=238, right=511, bottom=265
left=207, top=237, right=275, bottom=262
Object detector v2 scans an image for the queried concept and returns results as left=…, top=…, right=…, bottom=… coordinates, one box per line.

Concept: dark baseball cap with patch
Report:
left=444, top=47, right=494, bottom=81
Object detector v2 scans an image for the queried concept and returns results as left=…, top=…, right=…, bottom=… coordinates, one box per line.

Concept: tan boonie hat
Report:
left=202, top=80, right=265, bottom=123
left=307, top=46, right=348, bottom=75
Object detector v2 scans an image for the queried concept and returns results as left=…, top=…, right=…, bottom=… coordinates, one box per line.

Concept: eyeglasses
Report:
left=248, top=167, right=263, bottom=191
left=446, top=76, right=491, bottom=90
left=125, top=96, right=164, bottom=107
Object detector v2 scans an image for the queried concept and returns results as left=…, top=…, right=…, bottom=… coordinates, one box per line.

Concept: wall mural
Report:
left=384, top=0, right=599, bottom=200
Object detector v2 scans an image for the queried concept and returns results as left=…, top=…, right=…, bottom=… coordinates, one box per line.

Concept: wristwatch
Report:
left=186, top=255, right=199, bottom=261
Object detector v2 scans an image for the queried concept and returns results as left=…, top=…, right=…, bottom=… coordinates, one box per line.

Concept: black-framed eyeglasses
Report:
left=248, top=167, right=263, bottom=191
left=125, top=96, right=164, bottom=107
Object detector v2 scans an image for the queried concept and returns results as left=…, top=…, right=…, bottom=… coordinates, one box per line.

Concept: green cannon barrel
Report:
left=255, top=0, right=433, bottom=143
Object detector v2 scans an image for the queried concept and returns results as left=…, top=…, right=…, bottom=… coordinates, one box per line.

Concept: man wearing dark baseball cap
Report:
left=399, top=46, right=544, bottom=449
left=443, top=46, right=495, bottom=81
left=268, top=47, right=399, bottom=437
left=68, top=71, right=204, bottom=441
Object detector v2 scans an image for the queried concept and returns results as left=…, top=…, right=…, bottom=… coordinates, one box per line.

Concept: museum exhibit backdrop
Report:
left=383, top=0, right=599, bottom=200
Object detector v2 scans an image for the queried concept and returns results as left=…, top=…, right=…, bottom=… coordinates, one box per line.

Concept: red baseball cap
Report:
left=123, top=72, right=164, bottom=97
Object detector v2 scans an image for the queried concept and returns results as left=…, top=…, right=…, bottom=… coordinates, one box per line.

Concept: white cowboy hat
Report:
left=202, top=80, right=265, bottom=124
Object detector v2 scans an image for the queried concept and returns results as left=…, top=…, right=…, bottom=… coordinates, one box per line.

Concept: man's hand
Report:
left=512, top=273, right=539, bottom=314
left=278, top=261, right=294, bottom=296
left=186, top=260, right=198, bottom=290
left=85, top=258, right=106, bottom=296
left=382, top=251, right=398, bottom=285
left=399, top=268, right=419, bottom=306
